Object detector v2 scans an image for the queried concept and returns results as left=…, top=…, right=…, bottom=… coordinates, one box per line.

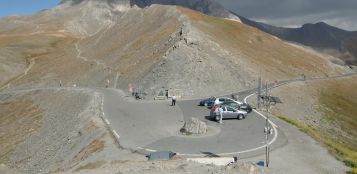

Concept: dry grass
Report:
left=0, top=33, right=78, bottom=89
left=71, top=138, right=105, bottom=163
left=177, top=6, right=339, bottom=79
left=272, top=77, right=357, bottom=173
left=277, top=113, right=357, bottom=174
left=85, top=121, right=98, bottom=132
left=110, top=160, right=131, bottom=165
left=0, top=96, right=42, bottom=163
left=316, top=78, right=357, bottom=154
left=75, top=160, right=106, bottom=171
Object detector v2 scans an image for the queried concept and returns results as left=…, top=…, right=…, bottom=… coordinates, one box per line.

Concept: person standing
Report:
left=214, top=97, right=219, bottom=105
left=172, top=95, right=176, bottom=106
left=218, top=105, right=223, bottom=124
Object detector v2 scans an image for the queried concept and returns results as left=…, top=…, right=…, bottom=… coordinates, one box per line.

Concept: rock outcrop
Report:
left=181, top=118, right=208, bottom=135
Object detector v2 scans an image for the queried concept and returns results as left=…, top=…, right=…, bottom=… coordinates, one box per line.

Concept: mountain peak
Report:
left=59, top=0, right=240, bottom=20
left=302, top=22, right=329, bottom=28
left=59, top=0, right=130, bottom=6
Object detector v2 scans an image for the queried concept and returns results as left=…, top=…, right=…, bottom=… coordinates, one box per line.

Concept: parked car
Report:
left=199, top=97, right=216, bottom=106
left=223, top=101, right=253, bottom=113
left=210, top=105, right=247, bottom=121
left=239, top=103, right=253, bottom=113
left=215, top=97, right=242, bottom=105
left=203, top=97, right=242, bottom=108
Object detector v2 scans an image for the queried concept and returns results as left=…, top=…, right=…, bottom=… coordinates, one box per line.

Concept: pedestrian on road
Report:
left=172, top=95, right=176, bottom=106
left=218, top=105, right=223, bottom=124
left=214, top=97, right=219, bottom=105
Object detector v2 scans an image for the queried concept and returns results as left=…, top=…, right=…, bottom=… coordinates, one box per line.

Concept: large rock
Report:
left=181, top=118, right=207, bottom=135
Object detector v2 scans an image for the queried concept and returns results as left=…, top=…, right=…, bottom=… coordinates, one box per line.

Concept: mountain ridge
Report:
left=0, top=3, right=349, bottom=98
left=59, top=0, right=240, bottom=21
left=238, top=15, right=357, bottom=65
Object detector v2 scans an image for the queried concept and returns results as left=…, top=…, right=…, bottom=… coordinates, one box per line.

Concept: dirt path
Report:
left=0, top=58, right=36, bottom=91
left=74, top=41, right=109, bottom=70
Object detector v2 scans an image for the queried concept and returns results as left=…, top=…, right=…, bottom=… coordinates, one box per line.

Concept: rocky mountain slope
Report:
left=239, top=15, right=357, bottom=66
left=0, top=0, right=350, bottom=98
left=0, top=0, right=355, bottom=173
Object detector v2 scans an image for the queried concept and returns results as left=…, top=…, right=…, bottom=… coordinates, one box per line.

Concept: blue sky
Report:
left=0, top=0, right=61, bottom=16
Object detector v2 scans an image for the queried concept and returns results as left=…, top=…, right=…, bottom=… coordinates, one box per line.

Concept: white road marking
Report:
left=144, top=148, right=157, bottom=152
left=137, top=147, right=157, bottom=152
left=104, top=118, right=110, bottom=125
left=113, top=130, right=120, bottom=139
left=244, top=93, right=255, bottom=103
left=166, top=92, right=280, bottom=157
left=114, top=72, right=119, bottom=89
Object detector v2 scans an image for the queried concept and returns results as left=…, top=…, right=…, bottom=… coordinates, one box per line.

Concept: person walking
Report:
left=218, top=105, right=223, bottom=124
left=172, top=95, right=176, bottom=106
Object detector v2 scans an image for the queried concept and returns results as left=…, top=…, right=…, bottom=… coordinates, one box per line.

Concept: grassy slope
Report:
left=275, top=77, right=357, bottom=173
left=319, top=79, right=357, bottom=150
left=0, top=32, right=78, bottom=89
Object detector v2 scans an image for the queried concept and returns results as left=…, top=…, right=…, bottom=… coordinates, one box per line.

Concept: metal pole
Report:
left=257, top=77, right=261, bottom=109
left=265, top=82, right=270, bottom=167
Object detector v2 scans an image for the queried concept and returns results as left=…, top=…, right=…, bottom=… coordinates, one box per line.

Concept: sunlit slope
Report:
left=0, top=4, right=349, bottom=98
left=178, top=7, right=345, bottom=80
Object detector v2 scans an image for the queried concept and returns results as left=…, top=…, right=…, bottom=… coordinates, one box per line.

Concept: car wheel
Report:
left=204, top=103, right=208, bottom=106
left=215, top=115, right=220, bottom=121
left=237, top=114, right=244, bottom=120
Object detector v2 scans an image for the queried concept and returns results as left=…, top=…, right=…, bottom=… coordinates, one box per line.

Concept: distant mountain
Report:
left=239, top=15, right=357, bottom=65
left=59, top=0, right=240, bottom=20
left=131, top=0, right=233, bottom=18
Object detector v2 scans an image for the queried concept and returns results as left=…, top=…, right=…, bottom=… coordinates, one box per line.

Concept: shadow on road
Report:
left=201, top=151, right=220, bottom=157
left=204, top=116, right=214, bottom=122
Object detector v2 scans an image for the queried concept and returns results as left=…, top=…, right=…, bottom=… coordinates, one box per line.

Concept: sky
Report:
left=216, top=0, right=357, bottom=31
left=0, top=0, right=61, bottom=16
left=0, top=0, right=356, bottom=31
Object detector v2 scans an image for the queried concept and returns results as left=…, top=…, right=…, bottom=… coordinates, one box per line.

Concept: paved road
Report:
left=100, top=88, right=287, bottom=158
left=145, top=98, right=287, bottom=158
left=101, top=89, right=184, bottom=150
left=101, top=72, right=357, bottom=157
left=1, top=72, right=356, bottom=158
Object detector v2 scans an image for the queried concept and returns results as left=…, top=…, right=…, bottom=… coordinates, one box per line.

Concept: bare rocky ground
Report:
left=0, top=88, right=271, bottom=174
left=0, top=1, right=351, bottom=98
left=0, top=1, right=356, bottom=173
left=64, top=160, right=269, bottom=174
left=0, top=89, right=144, bottom=174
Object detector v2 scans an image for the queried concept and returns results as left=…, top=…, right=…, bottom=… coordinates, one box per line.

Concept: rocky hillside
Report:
left=0, top=0, right=350, bottom=99
left=239, top=15, right=357, bottom=66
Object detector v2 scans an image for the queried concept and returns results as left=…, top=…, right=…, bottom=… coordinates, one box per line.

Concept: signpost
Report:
left=259, top=81, right=282, bottom=167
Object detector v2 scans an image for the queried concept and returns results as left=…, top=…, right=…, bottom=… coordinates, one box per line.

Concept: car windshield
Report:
left=226, top=107, right=235, bottom=112
left=222, top=104, right=236, bottom=108
left=225, top=102, right=239, bottom=106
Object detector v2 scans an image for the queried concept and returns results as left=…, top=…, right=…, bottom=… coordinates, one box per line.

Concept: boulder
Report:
left=181, top=118, right=207, bottom=135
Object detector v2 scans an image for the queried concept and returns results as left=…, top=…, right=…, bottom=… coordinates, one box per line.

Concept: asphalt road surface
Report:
left=102, top=89, right=287, bottom=158
left=2, top=73, right=354, bottom=158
